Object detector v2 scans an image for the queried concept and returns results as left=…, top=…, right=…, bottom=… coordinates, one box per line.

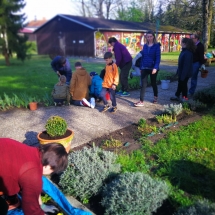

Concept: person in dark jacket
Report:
left=51, top=56, right=72, bottom=85
left=171, top=38, right=196, bottom=102
left=133, top=31, right=161, bottom=107
left=89, top=71, right=103, bottom=102
left=0, top=138, right=68, bottom=215
left=108, top=37, right=132, bottom=97
left=188, top=34, right=205, bottom=95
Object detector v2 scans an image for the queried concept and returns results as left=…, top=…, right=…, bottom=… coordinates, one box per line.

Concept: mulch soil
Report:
left=71, top=110, right=205, bottom=215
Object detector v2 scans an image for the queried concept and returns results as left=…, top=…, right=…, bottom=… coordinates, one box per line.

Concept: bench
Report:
left=205, top=57, right=215, bottom=66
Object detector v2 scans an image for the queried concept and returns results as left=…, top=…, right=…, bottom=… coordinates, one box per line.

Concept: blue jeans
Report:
left=100, top=88, right=116, bottom=107
left=189, top=62, right=200, bottom=94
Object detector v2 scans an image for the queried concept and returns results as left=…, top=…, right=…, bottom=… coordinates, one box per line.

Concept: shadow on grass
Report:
left=169, top=160, right=215, bottom=201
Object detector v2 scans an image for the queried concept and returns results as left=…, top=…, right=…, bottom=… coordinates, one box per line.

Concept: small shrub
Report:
left=174, top=199, right=215, bottom=215
left=45, top=116, right=67, bottom=137
left=101, top=172, right=169, bottom=215
left=41, top=194, right=51, bottom=204
left=103, top=137, right=123, bottom=148
left=59, top=146, right=121, bottom=202
left=193, top=86, right=215, bottom=104
left=156, top=115, right=163, bottom=124
left=164, top=103, right=183, bottom=116
left=138, top=118, right=147, bottom=128
left=188, top=100, right=207, bottom=111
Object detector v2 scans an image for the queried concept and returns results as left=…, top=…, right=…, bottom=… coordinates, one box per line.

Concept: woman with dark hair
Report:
left=170, top=37, right=196, bottom=102
left=0, top=138, right=68, bottom=215
left=133, top=30, right=161, bottom=106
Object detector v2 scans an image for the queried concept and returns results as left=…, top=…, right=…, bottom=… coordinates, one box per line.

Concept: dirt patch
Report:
left=73, top=111, right=204, bottom=153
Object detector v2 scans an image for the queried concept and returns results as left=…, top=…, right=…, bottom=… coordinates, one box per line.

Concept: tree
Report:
left=0, top=0, right=29, bottom=65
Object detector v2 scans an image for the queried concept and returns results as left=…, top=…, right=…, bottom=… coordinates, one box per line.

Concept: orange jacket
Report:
left=102, top=62, right=119, bottom=88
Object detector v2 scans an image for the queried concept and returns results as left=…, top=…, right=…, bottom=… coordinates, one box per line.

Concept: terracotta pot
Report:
left=37, top=129, right=74, bottom=153
left=201, top=70, right=208, bottom=78
left=29, top=102, right=37, bottom=111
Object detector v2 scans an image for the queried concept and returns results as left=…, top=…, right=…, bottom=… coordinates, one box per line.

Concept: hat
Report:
left=90, top=71, right=98, bottom=76
left=75, top=62, right=82, bottom=67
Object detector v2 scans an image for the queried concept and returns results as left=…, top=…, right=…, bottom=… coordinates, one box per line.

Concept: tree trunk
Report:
left=208, top=0, right=213, bottom=46
left=3, top=47, right=10, bottom=66
left=202, top=0, right=209, bottom=52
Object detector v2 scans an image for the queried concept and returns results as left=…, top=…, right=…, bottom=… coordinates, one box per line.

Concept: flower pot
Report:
left=201, top=70, right=208, bottom=78
left=37, top=129, right=74, bottom=153
left=29, top=102, right=37, bottom=111
left=161, top=80, right=170, bottom=90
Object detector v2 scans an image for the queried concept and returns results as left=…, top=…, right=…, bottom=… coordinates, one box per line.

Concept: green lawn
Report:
left=0, top=54, right=175, bottom=99
left=117, top=112, right=215, bottom=211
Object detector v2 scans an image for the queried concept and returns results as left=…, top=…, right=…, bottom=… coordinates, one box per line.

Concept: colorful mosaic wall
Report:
left=95, top=31, right=190, bottom=57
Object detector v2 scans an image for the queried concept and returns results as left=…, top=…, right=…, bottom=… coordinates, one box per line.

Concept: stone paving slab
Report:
left=0, top=66, right=214, bottom=149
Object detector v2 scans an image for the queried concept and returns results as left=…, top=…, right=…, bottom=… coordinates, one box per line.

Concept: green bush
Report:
left=45, top=116, right=67, bottom=137
left=193, top=86, right=215, bottom=105
left=174, top=199, right=215, bottom=215
left=59, top=146, right=121, bottom=203
left=101, top=172, right=169, bottom=215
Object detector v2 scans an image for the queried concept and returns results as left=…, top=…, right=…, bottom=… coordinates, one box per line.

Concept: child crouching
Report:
left=52, top=75, right=70, bottom=106
left=100, top=52, right=119, bottom=113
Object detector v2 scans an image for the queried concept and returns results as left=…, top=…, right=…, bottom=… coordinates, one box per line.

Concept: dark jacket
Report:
left=140, top=43, right=161, bottom=70
left=70, top=67, right=91, bottom=100
left=177, top=48, right=193, bottom=81
left=113, top=41, right=132, bottom=69
left=193, top=41, right=205, bottom=64
left=90, top=75, right=103, bottom=97
left=51, top=56, right=72, bottom=83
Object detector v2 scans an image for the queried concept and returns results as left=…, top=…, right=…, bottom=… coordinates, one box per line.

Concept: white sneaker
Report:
left=90, top=98, right=95, bottom=109
left=81, top=98, right=91, bottom=107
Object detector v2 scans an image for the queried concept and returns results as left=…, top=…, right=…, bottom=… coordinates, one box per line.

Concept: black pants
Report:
left=120, top=61, right=132, bottom=92
left=175, top=77, right=189, bottom=98
left=0, top=196, right=8, bottom=215
left=140, top=69, right=158, bottom=101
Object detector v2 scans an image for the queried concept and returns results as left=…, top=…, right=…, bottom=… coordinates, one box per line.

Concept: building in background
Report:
left=34, top=14, right=191, bottom=57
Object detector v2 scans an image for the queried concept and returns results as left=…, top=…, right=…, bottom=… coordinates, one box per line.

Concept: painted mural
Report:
left=95, top=31, right=190, bottom=57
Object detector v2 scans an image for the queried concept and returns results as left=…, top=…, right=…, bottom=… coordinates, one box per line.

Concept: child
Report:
left=100, top=52, right=119, bottom=113
left=89, top=71, right=103, bottom=102
left=51, top=75, right=70, bottom=106
left=70, top=62, right=95, bottom=108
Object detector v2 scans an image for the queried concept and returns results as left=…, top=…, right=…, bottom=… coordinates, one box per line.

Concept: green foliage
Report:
left=163, top=103, right=183, bottom=116
left=0, top=0, right=29, bottom=62
left=193, top=86, right=215, bottom=105
left=101, top=172, right=169, bottom=215
left=138, top=118, right=147, bottom=128
left=26, top=41, right=37, bottom=55
left=45, top=116, right=67, bottom=137
left=141, top=115, right=215, bottom=207
left=188, top=100, right=207, bottom=111
left=117, top=150, right=149, bottom=173
left=175, top=199, right=215, bottom=215
left=59, top=146, right=121, bottom=202
left=41, top=194, right=52, bottom=204
left=102, top=137, right=123, bottom=148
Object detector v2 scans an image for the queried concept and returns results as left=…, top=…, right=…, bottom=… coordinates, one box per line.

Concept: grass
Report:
left=117, top=111, right=215, bottom=210
left=0, top=54, right=175, bottom=99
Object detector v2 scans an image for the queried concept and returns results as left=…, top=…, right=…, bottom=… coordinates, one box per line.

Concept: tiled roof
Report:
left=35, top=14, right=189, bottom=33
left=26, top=19, right=48, bottom=28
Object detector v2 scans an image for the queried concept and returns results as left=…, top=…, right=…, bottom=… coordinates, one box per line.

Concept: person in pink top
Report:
left=0, top=138, right=68, bottom=215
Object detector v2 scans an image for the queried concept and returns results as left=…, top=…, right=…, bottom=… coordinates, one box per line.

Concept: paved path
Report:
left=0, top=66, right=214, bottom=148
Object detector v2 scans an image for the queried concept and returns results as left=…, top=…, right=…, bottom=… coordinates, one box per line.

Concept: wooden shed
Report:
left=34, top=14, right=191, bottom=57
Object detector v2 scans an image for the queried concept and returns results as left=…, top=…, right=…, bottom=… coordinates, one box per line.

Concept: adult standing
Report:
left=133, top=31, right=161, bottom=107
left=108, top=37, right=132, bottom=97
left=170, top=38, right=196, bottom=102
left=0, top=138, right=68, bottom=215
left=188, top=34, right=205, bottom=95
left=51, top=56, right=72, bottom=85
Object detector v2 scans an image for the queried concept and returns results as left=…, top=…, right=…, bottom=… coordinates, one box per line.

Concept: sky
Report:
left=22, top=0, right=78, bottom=21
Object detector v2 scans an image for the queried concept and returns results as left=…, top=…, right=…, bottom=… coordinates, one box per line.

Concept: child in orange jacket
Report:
left=100, top=52, right=119, bottom=113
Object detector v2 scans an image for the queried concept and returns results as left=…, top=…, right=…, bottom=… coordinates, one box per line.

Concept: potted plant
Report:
left=37, top=116, right=74, bottom=153
left=28, top=96, right=38, bottom=111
